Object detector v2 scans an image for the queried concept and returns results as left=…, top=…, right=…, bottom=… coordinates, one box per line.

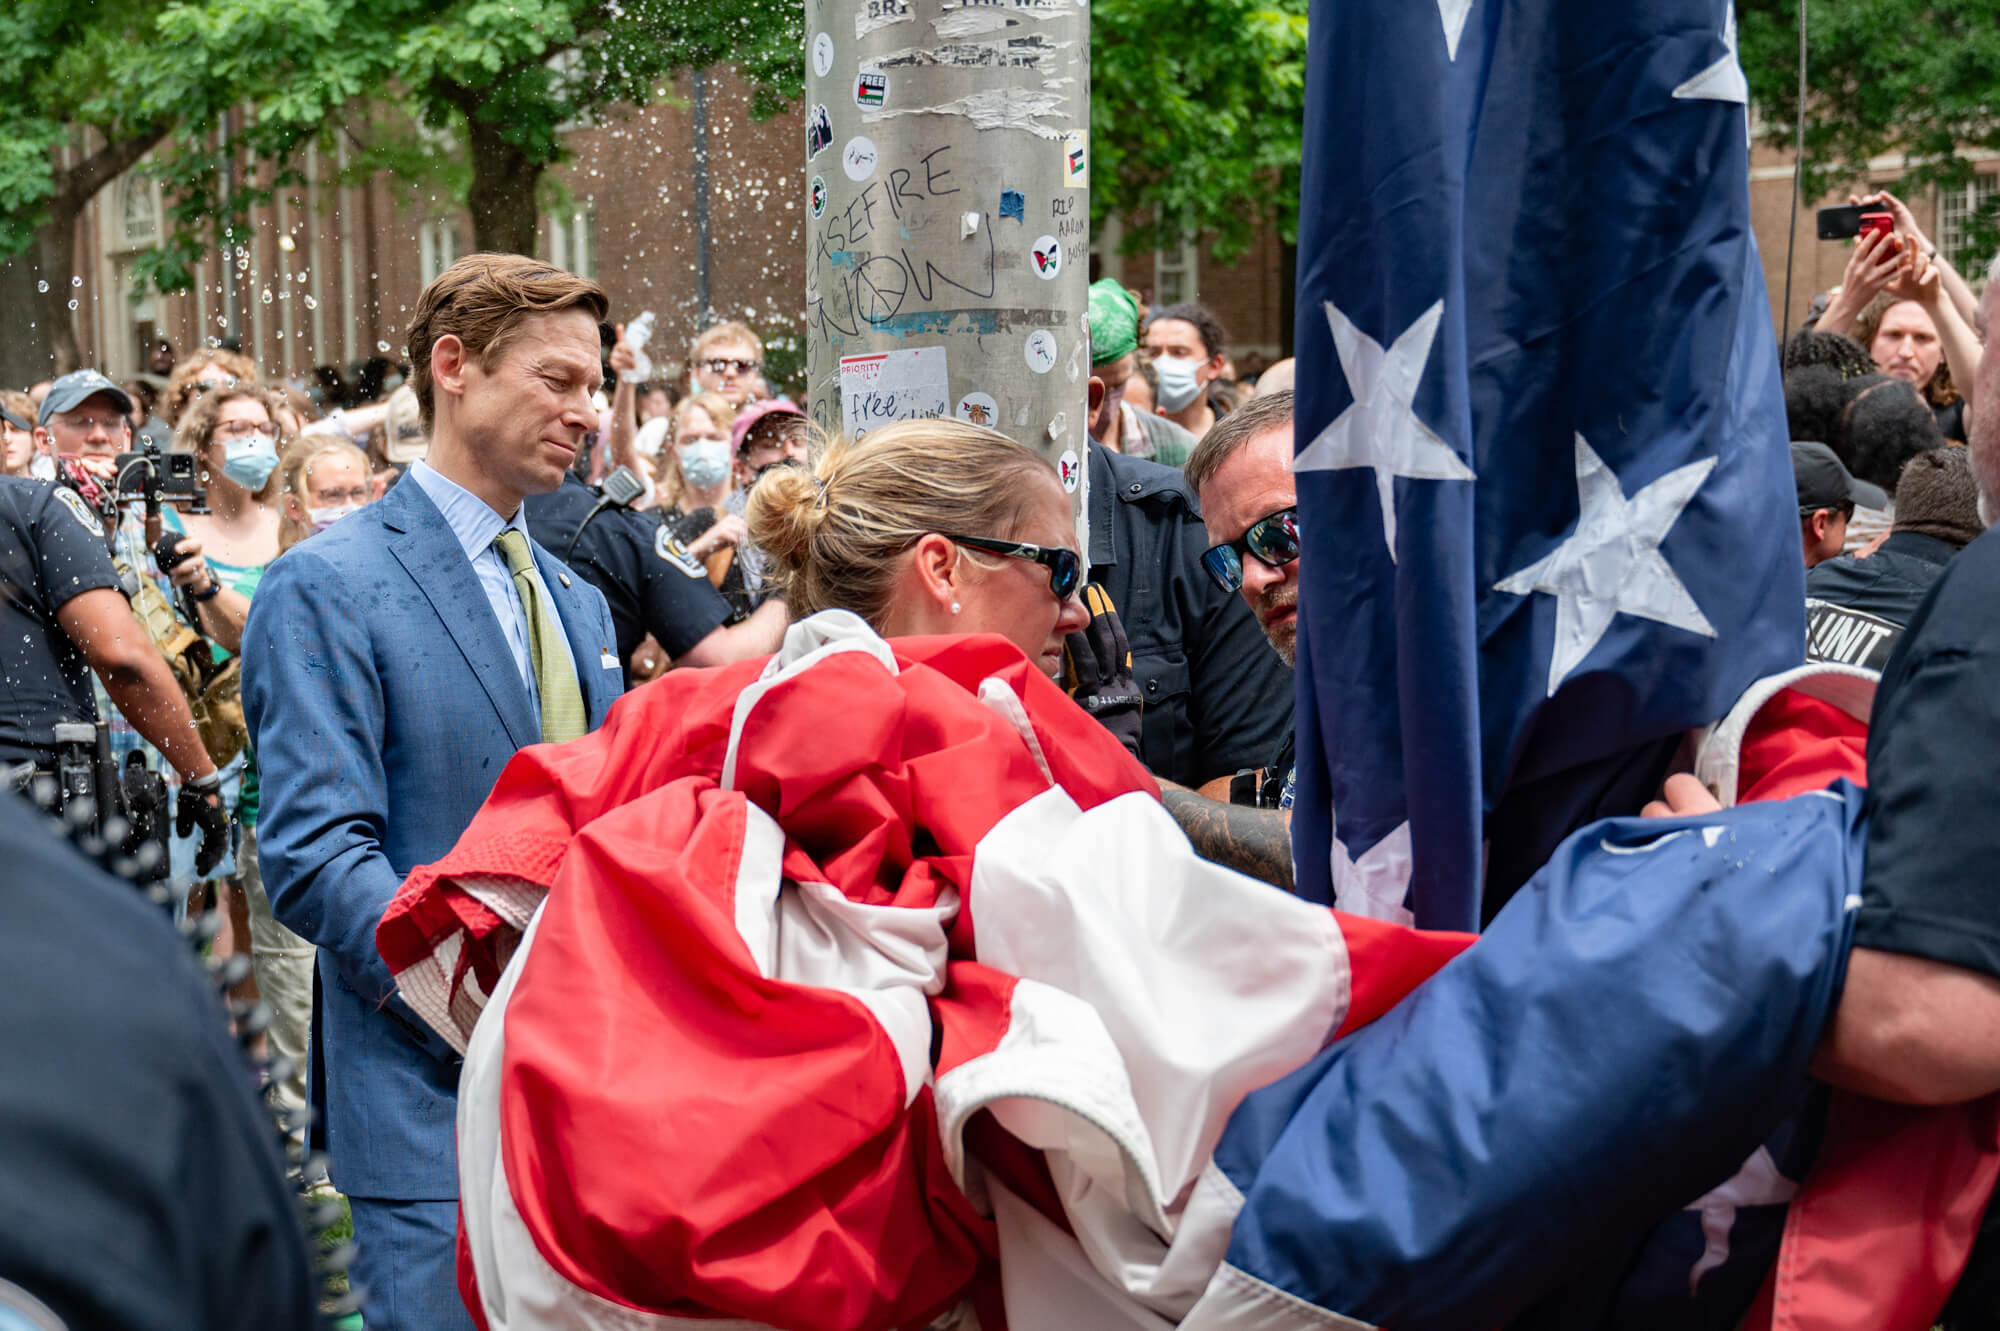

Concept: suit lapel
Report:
left=534, top=541, right=622, bottom=726
left=383, top=481, right=539, bottom=750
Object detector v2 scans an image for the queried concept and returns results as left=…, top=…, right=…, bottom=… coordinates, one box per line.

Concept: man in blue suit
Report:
left=243, top=253, right=625, bottom=1329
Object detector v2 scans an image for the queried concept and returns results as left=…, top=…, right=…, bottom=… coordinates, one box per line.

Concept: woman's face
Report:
left=955, top=471, right=1089, bottom=677
left=1872, top=301, right=1943, bottom=391
left=672, top=406, right=726, bottom=452
left=206, top=397, right=275, bottom=464
left=283, top=451, right=371, bottom=534
left=1, top=421, right=34, bottom=476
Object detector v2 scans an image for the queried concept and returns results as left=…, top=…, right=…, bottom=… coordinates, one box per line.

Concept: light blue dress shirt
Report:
left=406, top=460, right=577, bottom=712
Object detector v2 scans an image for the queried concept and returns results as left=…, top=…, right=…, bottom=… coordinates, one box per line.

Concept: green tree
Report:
left=1740, top=0, right=2000, bottom=244
left=1088, top=0, right=1308, bottom=265
left=0, top=2, right=190, bottom=376
left=0, top=0, right=371, bottom=378
left=344, top=0, right=801, bottom=255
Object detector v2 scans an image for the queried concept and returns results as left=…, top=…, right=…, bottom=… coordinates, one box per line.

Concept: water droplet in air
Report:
left=279, top=235, right=297, bottom=252
left=260, top=289, right=273, bottom=304
left=36, top=280, right=48, bottom=293
left=377, top=341, right=392, bottom=353
left=70, top=275, right=82, bottom=287
left=67, top=299, right=78, bottom=310
left=304, top=295, right=318, bottom=309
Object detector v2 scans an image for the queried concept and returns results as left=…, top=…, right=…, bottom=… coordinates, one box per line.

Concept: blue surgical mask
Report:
left=1152, top=355, right=1205, bottom=413
left=678, top=438, right=732, bottom=490
left=222, top=432, right=280, bottom=490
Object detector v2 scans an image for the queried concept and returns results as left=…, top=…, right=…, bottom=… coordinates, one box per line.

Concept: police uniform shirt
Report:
left=1085, top=441, right=1294, bottom=788
left=523, top=474, right=732, bottom=685
left=1858, top=523, right=2000, bottom=983
left=0, top=478, right=121, bottom=764
left=0, top=792, right=318, bottom=1329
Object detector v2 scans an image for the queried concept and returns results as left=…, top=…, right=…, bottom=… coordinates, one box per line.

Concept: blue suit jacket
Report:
left=242, top=477, right=621, bottom=1200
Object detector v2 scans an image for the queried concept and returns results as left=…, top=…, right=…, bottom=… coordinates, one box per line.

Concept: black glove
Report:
left=1063, top=584, right=1144, bottom=759
left=176, top=775, right=233, bottom=877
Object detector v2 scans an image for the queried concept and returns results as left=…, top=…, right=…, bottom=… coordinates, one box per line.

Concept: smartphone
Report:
left=1817, top=203, right=1897, bottom=241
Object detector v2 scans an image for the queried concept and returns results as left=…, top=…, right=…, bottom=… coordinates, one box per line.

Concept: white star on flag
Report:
left=1439, top=0, right=1472, bottom=60
left=1495, top=433, right=1717, bottom=697
left=1331, top=819, right=1414, bottom=927
left=1683, top=1146, right=1797, bottom=1291
left=1673, top=4, right=1748, bottom=105
left=1293, top=299, right=1475, bottom=562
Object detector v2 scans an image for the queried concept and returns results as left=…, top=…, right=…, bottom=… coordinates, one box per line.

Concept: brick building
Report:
left=1747, top=142, right=2000, bottom=336
left=40, top=71, right=1293, bottom=391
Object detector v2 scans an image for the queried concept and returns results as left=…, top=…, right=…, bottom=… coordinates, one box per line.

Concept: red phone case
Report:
left=1859, top=211, right=1895, bottom=242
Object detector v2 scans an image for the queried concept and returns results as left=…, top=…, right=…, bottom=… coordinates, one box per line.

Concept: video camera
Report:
left=113, top=439, right=208, bottom=514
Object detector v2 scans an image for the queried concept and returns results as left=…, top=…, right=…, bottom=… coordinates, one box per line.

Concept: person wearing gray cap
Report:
left=1791, top=440, right=1868, bottom=568
left=32, top=369, right=133, bottom=464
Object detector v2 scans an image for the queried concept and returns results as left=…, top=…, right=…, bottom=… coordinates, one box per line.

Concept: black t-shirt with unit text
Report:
left=523, top=474, right=732, bottom=685
left=0, top=477, right=121, bottom=765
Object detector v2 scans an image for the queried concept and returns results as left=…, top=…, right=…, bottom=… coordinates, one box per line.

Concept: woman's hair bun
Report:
left=745, top=460, right=824, bottom=575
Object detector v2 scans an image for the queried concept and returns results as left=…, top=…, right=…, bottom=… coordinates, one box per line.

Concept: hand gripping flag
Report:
left=1289, top=0, right=1806, bottom=930
left=382, top=619, right=1983, bottom=1329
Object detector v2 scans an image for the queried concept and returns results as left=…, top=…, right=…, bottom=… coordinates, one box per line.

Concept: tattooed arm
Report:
left=1159, top=781, right=1294, bottom=892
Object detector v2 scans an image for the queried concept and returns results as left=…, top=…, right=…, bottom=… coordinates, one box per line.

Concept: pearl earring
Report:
left=950, top=601, right=962, bottom=615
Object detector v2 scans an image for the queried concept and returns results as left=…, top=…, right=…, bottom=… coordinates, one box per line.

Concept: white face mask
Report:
left=307, top=501, right=363, bottom=535
left=28, top=454, right=56, bottom=482
left=677, top=438, right=732, bottom=490
left=1152, top=355, right=1205, bottom=413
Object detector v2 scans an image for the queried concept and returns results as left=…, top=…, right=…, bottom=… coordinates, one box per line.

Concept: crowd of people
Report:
left=4, top=177, right=2000, bottom=1328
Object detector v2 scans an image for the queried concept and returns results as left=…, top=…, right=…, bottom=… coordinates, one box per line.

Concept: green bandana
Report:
left=1087, top=279, right=1139, bottom=366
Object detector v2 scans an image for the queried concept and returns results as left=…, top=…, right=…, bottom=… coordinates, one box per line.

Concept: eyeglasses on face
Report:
left=700, top=358, right=759, bottom=376
left=1200, top=506, right=1299, bottom=594
left=944, top=534, right=1083, bottom=601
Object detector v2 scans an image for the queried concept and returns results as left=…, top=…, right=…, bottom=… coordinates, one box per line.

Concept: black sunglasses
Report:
left=1201, top=507, right=1300, bottom=594
left=945, top=534, right=1083, bottom=600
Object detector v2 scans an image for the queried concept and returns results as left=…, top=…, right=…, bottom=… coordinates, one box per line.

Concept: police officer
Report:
left=1080, top=430, right=1294, bottom=789
left=523, top=469, right=787, bottom=685
left=0, top=472, right=230, bottom=873
left=0, top=790, right=318, bottom=1329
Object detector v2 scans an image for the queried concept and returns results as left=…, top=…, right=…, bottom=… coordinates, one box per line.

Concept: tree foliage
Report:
left=1740, top=0, right=2000, bottom=241
left=1089, top=0, right=1308, bottom=263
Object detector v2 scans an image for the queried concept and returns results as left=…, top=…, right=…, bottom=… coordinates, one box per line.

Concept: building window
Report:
left=119, top=176, right=159, bottom=249
left=419, top=218, right=463, bottom=284
left=1938, top=176, right=2000, bottom=276
left=545, top=203, right=596, bottom=282
left=1154, top=235, right=1199, bottom=306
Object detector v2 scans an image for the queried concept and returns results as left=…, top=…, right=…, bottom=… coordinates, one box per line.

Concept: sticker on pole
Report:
left=807, top=106, right=834, bottom=159
left=1063, top=129, right=1089, bottom=188
left=1031, top=236, right=1062, bottom=280
left=956, top=392, right=998, bottom=426
left=839, top=346, right=950, bottom=438
left=855, top=69, right=888, bottom=109
left=812, top=32, right=836, bottom=78
left=1023, top=330, right=1058, bottom=374
left=1057, top=448, right=1082, bottom=493
left=809, top=176, right=828, bottom=218
left=842, top=135, right=879, bottom=181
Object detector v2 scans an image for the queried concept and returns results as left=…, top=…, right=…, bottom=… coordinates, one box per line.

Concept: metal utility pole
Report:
left=804, top=0, right=1091, bottom=524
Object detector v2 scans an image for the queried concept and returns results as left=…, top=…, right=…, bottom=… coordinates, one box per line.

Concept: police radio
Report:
left=564, top=465, right=646, bottom=563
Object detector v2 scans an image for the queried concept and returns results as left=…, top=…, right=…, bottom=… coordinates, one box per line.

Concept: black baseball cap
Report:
left=1791, top=440, right=1884, bottom=515
left=37, top=370, right=133, bottom=427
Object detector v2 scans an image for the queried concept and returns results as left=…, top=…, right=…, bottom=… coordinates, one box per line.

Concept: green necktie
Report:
left=493, top=528, right=587, bottom=745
